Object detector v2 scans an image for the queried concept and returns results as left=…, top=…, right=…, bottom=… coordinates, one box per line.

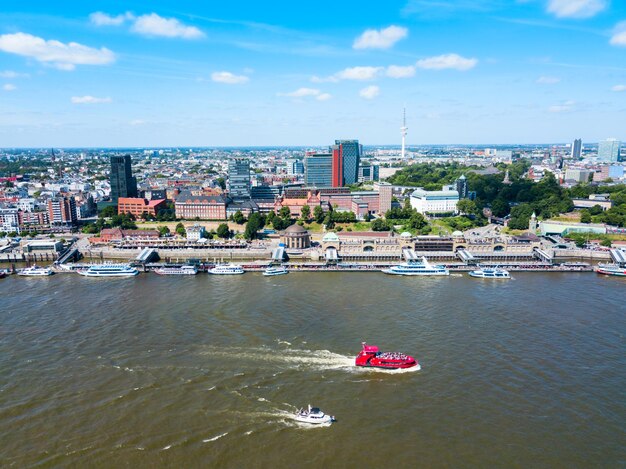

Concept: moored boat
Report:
left=17, top=265, right=54, bottom=277
left=382, top=257, right=449, bottom=276
left=208, top=263, right=244, bottom=275
left=294, top=405, right=335, bottom=425
left=154, top=265, right=198, bottom=275
left=355, top=342, right=419, bottom=370
left=595, top=264, right=626, bottom=277
left=77, top=264, right=139, bottom=277
left=263, top=265, right=288, bottom=276
left=469, top=266, right=511, bottom=279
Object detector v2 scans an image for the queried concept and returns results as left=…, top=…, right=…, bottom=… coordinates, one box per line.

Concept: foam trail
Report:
left=203, top=432, right=228, bottom=443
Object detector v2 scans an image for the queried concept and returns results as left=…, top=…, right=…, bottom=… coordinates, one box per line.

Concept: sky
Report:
left=0, top=0, right=625, bottom=147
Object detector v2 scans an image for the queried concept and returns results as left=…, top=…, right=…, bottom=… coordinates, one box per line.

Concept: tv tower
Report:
left=400, top=107, right=408, bottom=159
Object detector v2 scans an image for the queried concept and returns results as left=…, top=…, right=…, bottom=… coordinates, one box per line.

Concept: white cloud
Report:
left=3, top=84, right=16, bottom=91
left=312, top=66, right=382, bottom=83
left=359, top=85, right=380, bottom=100
left=89, top=11, right=134, bottom=26
left=0, top=70, right=28, bottom=78
left=536, top=76, right=561, bottom=84
left=211, top=71, right=249, bottom=84
left=610, top=22, right=626, bottom=47
left=71, top=96, right=112, bottom=104
left=353, top=25, right=408, bottom=50
left=0, top=33, right=115, bottom=70
left=316, top=93, right=332, bottom=101
left=416, top=53, right=477, bottom=71
left=279, top=87, right=322, bottom=98
left=131, top=13, right=204, bottom=39
left=547, top=0, right=607, bottom=18
left=611, top=84, right=626, bottom=92
left=130, top=119, right=146, bottom=125
left=548, top=100, right=575, bottom=112
left=386, top=65, right=416, bottom=78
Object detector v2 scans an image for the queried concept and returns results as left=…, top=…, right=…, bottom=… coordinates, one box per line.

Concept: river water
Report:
left=0, top=272, right=624, bottom=468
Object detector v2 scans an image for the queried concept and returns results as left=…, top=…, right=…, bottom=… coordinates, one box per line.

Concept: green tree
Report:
left=371, top=218, right=391, bottom=231
left=580, top=210, right=592, bottom=224
left=457, top=199, right=477, bottom=216
left=99, top=205, right=117, bottom=218
left=175, top=222, right=186, bottom=237
left=233, top=210, right=246, bottom=224
left=157, top=225, right=170, bottom=236
left=313, top=205, right=325, bottom=223
left=244, top=213, right=262, bottom=240
left=216, top=223, right=231, bottom=239
left=300, top=204, right=311, bottom=221
left=279, top=206, right=291, bottom=219
left=216, top=177, right=226, bottom=190
left=406, top=212, right=427, bottom=230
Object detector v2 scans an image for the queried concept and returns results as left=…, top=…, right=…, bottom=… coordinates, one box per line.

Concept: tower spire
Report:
left=400, top=106, right=408, bottom=159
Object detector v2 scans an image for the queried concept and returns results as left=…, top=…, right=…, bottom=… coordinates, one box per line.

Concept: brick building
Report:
left=117, top=197, right=167, bottom=218
left=174, top=191, right=227, bottom=220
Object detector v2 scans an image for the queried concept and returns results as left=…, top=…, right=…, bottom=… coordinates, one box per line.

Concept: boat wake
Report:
left=203, top=432, right=228, bottom=443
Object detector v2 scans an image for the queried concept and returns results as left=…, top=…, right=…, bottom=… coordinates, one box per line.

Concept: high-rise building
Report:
left=304, top=152, right=333, bottom=187
left=286, top=160, right=305, bottom=176
left=331, top=146, right=343, bottom=187
left=598, top=139, right=621, bottom=162
left=228, top=158, right=251, bottom=200
left=571, top=139, right=582, bottom=159
left=456, top=174, right=469, bottom=199
left=0, top=207, right=20, bottom=234
left=374, top=182, right=392, bottom=214
left=358, top=165, right=380, bottom=182
left=334, top=140, right=362, bottom=185
left=110, top=155, right=137, bottom=204
left=48, top=196, right=78, bottom=226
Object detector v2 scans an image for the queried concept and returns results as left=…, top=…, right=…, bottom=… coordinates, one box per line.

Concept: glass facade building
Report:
left=110, top=155, right=137, bottom=204
left=228, top=158, right=251, bottom=200
left=598, top=139, right=621, bottom=162
left=304, top=153, right=333, bottom=187
left=335, top=140, right=362, bottom=185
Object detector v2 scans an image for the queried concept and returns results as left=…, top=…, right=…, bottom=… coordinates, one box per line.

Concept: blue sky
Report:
left=0, top=0, right=625, bottom=147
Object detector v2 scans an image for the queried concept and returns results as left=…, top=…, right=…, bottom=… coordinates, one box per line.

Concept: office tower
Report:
left=597, top=139, right=621, bottom=162
left=571, top=139, right=582, bottom=159
left=110, top=155, right=137, bottom=204
left=304, top=152, right=332, bottom=187
left=286, top=160, right=305, bottom=176
left=228, top=158, right=251, bottom=200
left=48, top=196, right=78, bottom=226
left=331, top=146, right=343, bottom=187
left=456, top=174, right=468, bottom=199
left=334, top=140, right=362, bottom=186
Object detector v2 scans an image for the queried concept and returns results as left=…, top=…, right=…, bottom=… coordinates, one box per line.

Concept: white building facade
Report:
left=410, top=188, right=459, bottom=215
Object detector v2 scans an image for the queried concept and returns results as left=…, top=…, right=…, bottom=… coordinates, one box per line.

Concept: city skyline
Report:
left=1, top=1, right=625, bottom=147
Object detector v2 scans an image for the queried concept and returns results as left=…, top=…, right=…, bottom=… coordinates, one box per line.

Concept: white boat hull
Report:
left=382, top=269, right=449, bottom=276
left=78, top=271, right=139, bottom=277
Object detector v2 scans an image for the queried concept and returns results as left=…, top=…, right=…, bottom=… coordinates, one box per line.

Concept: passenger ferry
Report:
left=18, top=265, right=54, bottom=277
left=469, top=266, right=511, bottom=279
left=208, top=263, right=244, bottom=275
left=355, top=343, right=419, bottom=370
left=263, top=265, right=288, bottom=276
left=595, top=264, right=626, bottom=277
left=382, top=257, right=449, bottom=276
left=77, top=264, right=139, bottom=277
left=154, top=265, right=198, bottom=275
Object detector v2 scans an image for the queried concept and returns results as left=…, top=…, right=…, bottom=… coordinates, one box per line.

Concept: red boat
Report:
left=355, top=343, right=418, bottom=369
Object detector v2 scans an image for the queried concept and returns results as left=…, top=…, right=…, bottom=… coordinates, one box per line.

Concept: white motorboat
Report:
left=154, top=265, right=198, bottom=275
left=294, top=405, right=335, bottom=425
left=263, top=265, right=288, bottom=276
left=208, top=263, right=244, bottom=275
left=382, top=257, right=449, bottom=276
left=595, top=264, right=626, bottom=277
left=77, top=264, right=139, bottom=277
left=469, top=266, right=511, bottom=279
left=17, top=265, right=54, bottom=276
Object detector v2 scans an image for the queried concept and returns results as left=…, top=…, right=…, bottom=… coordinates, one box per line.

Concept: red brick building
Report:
left=118, top=197, right=167, bottom=218
left=174, top=191, right=227, bottom=220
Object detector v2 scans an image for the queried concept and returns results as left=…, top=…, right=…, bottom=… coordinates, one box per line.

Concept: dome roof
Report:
left=400, top=231, right=412, bottom=238
left=284, top=224, right=308, bottom=234
left=322, top=232, right=339, bottom=242
left=452, top=230, right=464, bottom=237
